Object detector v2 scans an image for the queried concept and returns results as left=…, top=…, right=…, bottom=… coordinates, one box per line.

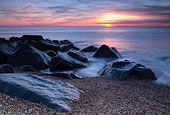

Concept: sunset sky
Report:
left=0, top=0, right=170, bottom=27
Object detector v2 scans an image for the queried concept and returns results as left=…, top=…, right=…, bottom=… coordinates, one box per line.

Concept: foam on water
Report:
left=1, top=27, right=170, bottom=86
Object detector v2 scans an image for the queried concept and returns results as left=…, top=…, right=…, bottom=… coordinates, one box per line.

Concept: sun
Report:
left=104, top=24, right=112, bottom=27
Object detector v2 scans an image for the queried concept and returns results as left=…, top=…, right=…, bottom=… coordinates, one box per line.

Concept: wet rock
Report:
left=53, top=40, right=60, bottom=44
left=8, top=43, right=51, bottom=70
left=67, top=51, right=88, bottom=63
left=19, top=65, right=37, bottom=72
left=81, top=45, right=98, bottom=52
left=0, top=38, right=14, bottom=64
left=111, top=47, right=122, bottom=57
left=133, top=64, right=157, bottom=80
left=50, top=53, right=86, bottom=71
left=93, top=45, right=120, bottom=58
left=59, top=43, right=79, bottom=52
left=59, top=40, right=72, bottom=44
left=44, top=50, right=57, bottom=57
left=0, top=64, right=14, bottom=73
left=9, top=37, right=20, bottom=42
left=36, top=39, right=60, bottom=52
left=0, top=73, right=82, bottom=112
left=99, top=60, right=135, bottom=80
left=99, top=60, right=157, bottom=80
left=44, top=71, right=83, bottom=79
left=20, top=35, right=44, bottom=41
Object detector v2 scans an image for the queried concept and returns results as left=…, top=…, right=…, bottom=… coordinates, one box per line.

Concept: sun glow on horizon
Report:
left=104, top=24, right=112, bottom=27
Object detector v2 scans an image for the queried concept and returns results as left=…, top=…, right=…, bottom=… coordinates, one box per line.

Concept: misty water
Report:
left=0, top=27, right=170, bottom=86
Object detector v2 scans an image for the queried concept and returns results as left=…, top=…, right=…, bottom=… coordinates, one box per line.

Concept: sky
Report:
left=0, top=0, right=170, bottom=27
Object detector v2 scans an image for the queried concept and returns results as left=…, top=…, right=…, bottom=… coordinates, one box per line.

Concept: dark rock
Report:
left=0, top=64, right=14, bottom=73
left=111, top=47, right=122, bottom=57
left=19, top=65, right=37, bottom=72
left=9, top=37, right=20, bottom=42
left=22, top=39, right=37, bottom=47
left=50, top=53, right=86, bottom=71
left=44, top=50, right=57, bottom=57
left=0, top=39, right=14, bottom=64
left=0, top=73, right=82, bottom=112
left=59, top=43, right=79, bottom=52
left=8, top=43, right=51, bottom=70
left=44, top=72, right=83, bottom=79
left=133, top=64, right=157, bottom=80
left=36, top=39, right=60, bottom=51
left=20, top=35, right=44, bottom=41
left=81, top=45, right=98, bottom=52
left=67, top=51, right=88, bottom=63
left=99, top=60, right=157, bottom=80
left=99, top=60, right=135, bottom=80
left=59, top=40, right=72, bottom=44
left=93, top=45, right=120, bottom=58
left=53, top=40, right=60, bottom=44
left=0, top=38, right=8, bottom=43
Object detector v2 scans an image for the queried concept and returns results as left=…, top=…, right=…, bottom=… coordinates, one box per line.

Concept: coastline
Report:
left=0, top=72, right=170, bottom=114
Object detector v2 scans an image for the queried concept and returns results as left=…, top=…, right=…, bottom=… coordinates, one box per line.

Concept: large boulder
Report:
left=93, top=45, right=121, bottom=58
left=8, top=43, right=51, bottom=70
left=133, top=64, right=157, bottom=80
left=50, top=53, right=86, bottom=71
left=99, top=60, right=135, bottom=80
left=67, top=51, right=88, bottom=63
left=9, top=37, right=20, bottom=42
left=19, top=65, right=37, bottom=72
left=0, top=73, right=82, bottom=112
left=81, top=45, right=98, bottom=52
left=59, top=40, right=72, bottom=44
left=59, top=43, right=79, bottom=52
left=99, top=60, right=157, bottom=80
left=36, top=39, right=60, bottom=52
left=0, top=64, right=14, bottom=73
left=20, top=35, right=44, bottom=42
left=0, top=38, right=14, bottom=64
left=44, top=50, right=57, bottom=57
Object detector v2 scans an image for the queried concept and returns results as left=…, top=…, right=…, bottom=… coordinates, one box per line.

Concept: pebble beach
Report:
left=0, top=73, right=170, bottom=114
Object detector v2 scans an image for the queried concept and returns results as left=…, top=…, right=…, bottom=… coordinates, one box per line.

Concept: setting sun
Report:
left=104, top=24, right=112, bottom=27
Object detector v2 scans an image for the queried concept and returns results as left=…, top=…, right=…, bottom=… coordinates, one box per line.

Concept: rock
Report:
left=0, top=73, right=82, bottom=112
left=44, top=71, right=83, bottom=79
left=8, top=43, right=51, bottom=70
left=20, top=35, right=44, bottom=41
left=0, top=38, right=8, bottom=43
left=9, top=37, right=20, bottom=42
left=99, top=60, right=135, bottom=80
left=99, top=60, right=157, bottom=80
left=19, top=65, right=37, bottom=72
left=50, top=53, right=86, bottom=71
left=93, top=45, right=120, bottom=58
left=81, top=45, right=98, bottom=52
left=59, top=43, right=79, bottom=52
left=53, top=40, right=60, bottom=44
left=133, top=64, right=157, bottom=80
left=0, top=38, right=14, bottom=64
left=67, top=51, right=88, bottom=63
left=36, top=39, right=60, bottom=51
left=44, top=50, right=57, bottom=57
left=111, top=47, right=122, bottom=57
left=59, top=40, right=72, bottom=44
left=0, top=64, right=14, bottom=73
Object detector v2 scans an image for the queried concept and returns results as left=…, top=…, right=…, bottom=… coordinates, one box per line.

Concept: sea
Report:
left=0, top=27, right=170, bottom=86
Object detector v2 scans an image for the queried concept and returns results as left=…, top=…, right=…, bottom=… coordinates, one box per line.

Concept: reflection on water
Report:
left=95, top=38, right=131, bottom=52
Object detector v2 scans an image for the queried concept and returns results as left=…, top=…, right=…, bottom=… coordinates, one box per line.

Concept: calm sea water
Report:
left=0, top=27, right=170, bottom=86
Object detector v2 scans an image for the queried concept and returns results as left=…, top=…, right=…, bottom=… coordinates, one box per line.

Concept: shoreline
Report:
left=0, top=73, right=170, bottom=114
